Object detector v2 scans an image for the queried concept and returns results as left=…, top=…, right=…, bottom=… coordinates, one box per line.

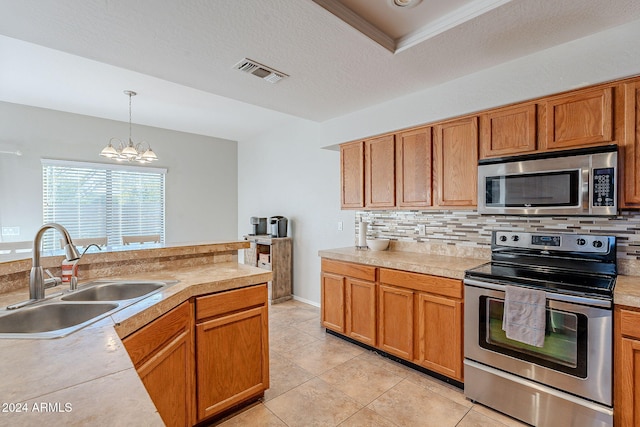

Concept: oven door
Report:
left=464, top=280, right=612, bottom=406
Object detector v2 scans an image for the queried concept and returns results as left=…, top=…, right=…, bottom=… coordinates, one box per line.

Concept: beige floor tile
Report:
left=292, top=317, right=328, bottom=340
left=471, top=404, right=530, bottom=427
left=355, top=351, right=413, bottom=378
left=265, top=377, right=362, bottom=427
left=319, top=357, right=403, bottom=405
left=264, top=354, right=315, bottom=401
left=280, top=335, right=364, bottom=375
left=404, top=370, right=471, bottom=408
left=339, top=408, right=397, bottom=427
left=270, top=306, right=320, bottom=326
left=457, top=409, right=521, bottom=427
left=217, top=403, right=287, bottom=426
left=269, top=324, right=319, bottom=354
left=368, top=379, right=470, bottom=427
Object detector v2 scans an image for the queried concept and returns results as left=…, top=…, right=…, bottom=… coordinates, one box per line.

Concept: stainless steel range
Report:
left=464, top=231, right=616, bottom=427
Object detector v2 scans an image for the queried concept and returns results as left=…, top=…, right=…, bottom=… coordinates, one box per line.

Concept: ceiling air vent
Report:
left=233, top=58, right=288, bottom=84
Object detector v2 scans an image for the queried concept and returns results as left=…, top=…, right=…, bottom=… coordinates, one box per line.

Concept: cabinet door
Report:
left=123, top=301, right=193, bottom=427
left=623, top=80, right=640, bottom=207
left=345, top=278, right=376, bottom=346
left=416, top=293, right=463, bottom=381
left=480, top=103, right=537, bottom=158
left=544, top=87, right=613, bottom=149
left=433, top=116, right=478, bottom=207
left=378, top=284, right=413, bottom=360
left=396, top=127, right=432, bottom=207
left=196, top=305, right=269, bottom=421
left=321, top=272, right=345, bottom=333
left=365, top=134, right=396, bottom=208
left=340, top=141, right=364, bottom=209
left=615, top=307, right=640, bottom=427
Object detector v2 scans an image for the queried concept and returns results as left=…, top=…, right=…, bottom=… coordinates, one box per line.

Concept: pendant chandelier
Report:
left=100, top=90, right=158, bottom=163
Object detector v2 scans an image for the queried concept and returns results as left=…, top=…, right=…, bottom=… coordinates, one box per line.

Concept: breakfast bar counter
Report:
left=0, top=243, right=271, bottom=426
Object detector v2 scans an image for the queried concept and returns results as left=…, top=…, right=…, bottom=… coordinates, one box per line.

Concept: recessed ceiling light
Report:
left=391, top=0, right=422, bottom=8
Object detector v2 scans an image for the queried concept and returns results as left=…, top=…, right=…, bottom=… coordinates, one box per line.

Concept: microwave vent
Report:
left=233, top=58, right=288, bottom=84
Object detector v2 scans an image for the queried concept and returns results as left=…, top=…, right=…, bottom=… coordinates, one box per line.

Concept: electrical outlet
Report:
left=1, top=226, right=20, bottom=236
left=337, top=221, right=343, bottom=231
left=417, top=224, right=426, bottom=236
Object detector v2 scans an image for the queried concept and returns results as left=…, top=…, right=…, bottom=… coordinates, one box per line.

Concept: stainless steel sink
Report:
left=0, top=302, right=119, bottom=338
left=0, top=279, right=178, bottom=339
left=62, top=281, right=167, bottom=302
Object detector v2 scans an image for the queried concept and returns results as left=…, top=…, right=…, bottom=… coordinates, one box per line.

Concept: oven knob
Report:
left=593, top=240, right=603, bottom=248
left=577, top=238, right=586, bottom=246
left=511, top=235, right=519, bottom=242
left=499, top=235, right=507, bottom=242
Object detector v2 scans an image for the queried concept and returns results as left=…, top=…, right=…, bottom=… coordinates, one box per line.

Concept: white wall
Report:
left=238, top=19, right=640, bottom=305
left=237, top=119, right=355, bottom=305
left=0, top=101, right=238, bottom=245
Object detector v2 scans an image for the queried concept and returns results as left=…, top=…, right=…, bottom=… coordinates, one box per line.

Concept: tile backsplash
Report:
left=356, top=210, right=640, bottom=261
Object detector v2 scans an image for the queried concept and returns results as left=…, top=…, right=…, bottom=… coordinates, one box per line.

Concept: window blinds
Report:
left=42, top=159, right=166, bottom=250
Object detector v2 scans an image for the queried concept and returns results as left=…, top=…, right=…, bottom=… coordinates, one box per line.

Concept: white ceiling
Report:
left=1, top=0, right=640, bottom=141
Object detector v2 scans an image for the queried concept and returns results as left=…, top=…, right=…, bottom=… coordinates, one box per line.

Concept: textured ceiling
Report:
left=1, top=0, right=640, bottom=140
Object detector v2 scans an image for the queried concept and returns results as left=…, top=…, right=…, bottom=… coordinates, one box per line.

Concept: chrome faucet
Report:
left=30, top=223, right=80, bottom=300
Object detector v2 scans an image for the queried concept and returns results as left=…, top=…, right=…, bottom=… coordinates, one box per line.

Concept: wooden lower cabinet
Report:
left=195, top=285, right=269, bottom=422
left=321, top=271, right=346, bottom=333
left=416, top=293, right=463, bottom=381
left=321, top=259, right=377, bottom=344
left=123, top=301, right=194, bottom=427
left=614, top=306, right=640, bottom=427
left=378, top=284, right=414, bottom=359
left=123, top=284, right=269, bottom=427
left=320, top=259, right=465, bottom=383
left=345, top=278, right=376, bottom=346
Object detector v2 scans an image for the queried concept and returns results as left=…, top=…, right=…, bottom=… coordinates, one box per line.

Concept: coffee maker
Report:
left=269, top=216, right=288, bottom=238
left=250, top=217, right=267, bottom=235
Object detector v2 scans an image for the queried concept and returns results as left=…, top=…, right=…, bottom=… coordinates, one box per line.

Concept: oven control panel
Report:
left=494, top=231, right=611, bottom=253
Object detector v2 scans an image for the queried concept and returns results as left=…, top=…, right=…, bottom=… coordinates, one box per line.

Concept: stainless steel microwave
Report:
left=477, top=145, right=618, bottom=216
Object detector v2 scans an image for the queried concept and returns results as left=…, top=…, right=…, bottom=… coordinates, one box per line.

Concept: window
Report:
left=42, top=159, right=166, bottom=250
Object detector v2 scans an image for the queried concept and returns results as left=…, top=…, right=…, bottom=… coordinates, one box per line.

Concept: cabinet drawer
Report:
left=620, top=308, right=640, bottom=339
left=379, top=268, right=462, bottom=299
left=123, top=300, right=191, bottom=368
left=196, top=284, right=267, bottom=321
left=321, top=259, right=376, bottom=281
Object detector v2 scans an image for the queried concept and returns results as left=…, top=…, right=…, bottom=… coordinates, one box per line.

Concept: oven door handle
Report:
left=463, top=278, right=612, bottom=309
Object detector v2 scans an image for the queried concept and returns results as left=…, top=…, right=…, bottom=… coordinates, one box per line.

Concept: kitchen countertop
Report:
left=318, top=246, right=486, bottom=280
left=0, top=261, right=272, bottom=426
left=319, top=246, right=640, bottom=309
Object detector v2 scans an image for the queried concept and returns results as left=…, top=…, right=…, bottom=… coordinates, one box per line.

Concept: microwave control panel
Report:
left=592, top=167, right=615, bottom=207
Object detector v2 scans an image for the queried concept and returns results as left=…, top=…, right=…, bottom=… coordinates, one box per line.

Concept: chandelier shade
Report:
left=100, top=90, right=159, bottom=163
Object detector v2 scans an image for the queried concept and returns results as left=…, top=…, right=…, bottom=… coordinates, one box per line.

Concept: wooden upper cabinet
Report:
left=623, top=80, right=640, bottom=207
left=340, top=141, right=364, bottom=209
left=480, top=103, right=537, bottom=158
left=365, top=134, right=396, bottom=208
left=433, top=116, right=479, bottom=207
left=543, top=86, right=614, bottom=150
left=396, top=127, right=432, bottom=207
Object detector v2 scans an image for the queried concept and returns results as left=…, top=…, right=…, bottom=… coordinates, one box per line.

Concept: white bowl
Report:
left=367, top=238, right=390, bottom=251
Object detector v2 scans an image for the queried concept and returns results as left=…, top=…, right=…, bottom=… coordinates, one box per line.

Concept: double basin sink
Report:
left=0, top=280, right=178, bottom=339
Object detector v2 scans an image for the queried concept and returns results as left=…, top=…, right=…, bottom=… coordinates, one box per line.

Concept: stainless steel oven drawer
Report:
left=465, top=360, right=613, bottom=427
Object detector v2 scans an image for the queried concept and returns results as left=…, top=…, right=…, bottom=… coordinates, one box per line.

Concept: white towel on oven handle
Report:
left=502, top=285, right=546, bottom=348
